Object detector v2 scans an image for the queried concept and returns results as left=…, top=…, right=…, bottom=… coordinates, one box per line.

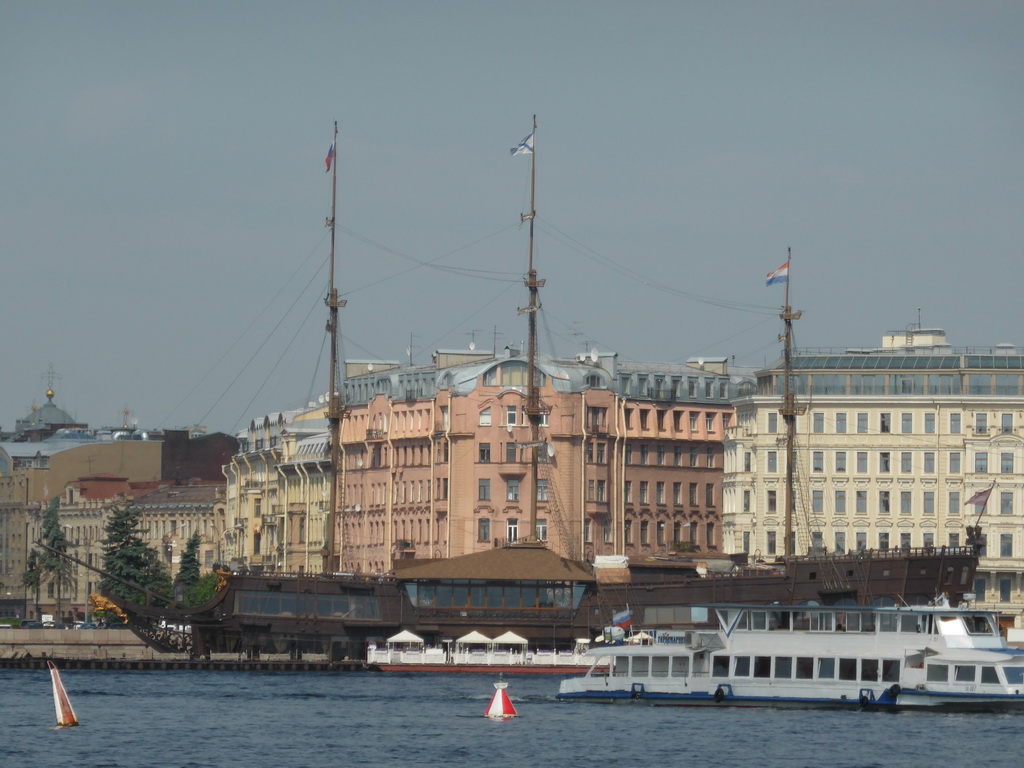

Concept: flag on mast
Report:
left=766, top=261, right=790, bottom=286
left=967, top=486, right=994, bottom=506
left=325, top=141, right=335, bottom=173
left=510, top=131, right=534, bottom=156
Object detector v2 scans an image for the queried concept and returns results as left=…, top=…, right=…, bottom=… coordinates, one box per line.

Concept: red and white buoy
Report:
left=484, top=678, right=518, bottom=718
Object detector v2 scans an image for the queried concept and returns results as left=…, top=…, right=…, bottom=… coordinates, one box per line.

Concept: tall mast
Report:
left=780, top=247, right=803, bottom=558
left=323, top=121, right=346, bottom=573
left=520, top=115, right=544, bottom=545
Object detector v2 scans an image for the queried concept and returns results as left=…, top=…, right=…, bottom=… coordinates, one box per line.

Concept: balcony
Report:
left=366, top=429, right=387, bottom=440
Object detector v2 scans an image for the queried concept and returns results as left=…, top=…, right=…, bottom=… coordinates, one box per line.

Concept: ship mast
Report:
left=779, top=247, right=803, bottom=558
left=323, top=121, right=346, bottom=573
left=519, top=115, right=545, bottom=545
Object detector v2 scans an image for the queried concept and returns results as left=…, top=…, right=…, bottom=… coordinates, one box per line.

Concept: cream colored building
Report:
left=724, top=329, right=1024, bottom=620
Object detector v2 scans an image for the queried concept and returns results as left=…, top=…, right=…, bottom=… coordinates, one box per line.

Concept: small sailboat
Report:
left=48, top=661, right=79, bottom=727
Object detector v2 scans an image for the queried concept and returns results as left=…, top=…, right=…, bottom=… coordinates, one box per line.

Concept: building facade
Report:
left=723, top=329, right=1024, bottom=620
left=227, top=349, right=746, bottom=575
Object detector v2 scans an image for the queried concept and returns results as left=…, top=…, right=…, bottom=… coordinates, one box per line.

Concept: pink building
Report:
left=337, top=351, right=742, bottom=574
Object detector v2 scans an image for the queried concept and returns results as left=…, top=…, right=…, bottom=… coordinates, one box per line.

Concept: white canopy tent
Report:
left=492, top=630, right=528, bottom=646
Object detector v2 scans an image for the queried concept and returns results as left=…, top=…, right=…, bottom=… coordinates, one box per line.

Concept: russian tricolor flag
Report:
left=325, top=141, right=335, bottom=173
left=766, top=261, right=789, bottom=286
left=612, top=609, right=632, bottom=629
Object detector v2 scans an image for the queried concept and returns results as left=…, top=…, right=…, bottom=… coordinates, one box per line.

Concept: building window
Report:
left=705, top=447, right=715, bottom=468
left=596, top=442, right=606, bottom=464
left=835, top=490, right=846, bottom=514
left=690, top=413, right=699, bottom=431
left=949, top=492, right=961, bottom=516
left=507, top=518, right=519, bottom=543
left=924, top=452, right=935, bottom=473
left=656, top=445, right=665, bottom=466
left=706, top=414, right=715, bottom=433
left=1001, top=453, right=1014, bottom=474
left=768, top=413, right=778, bottom=433
left=596, top=479, right=606, bottom=503
left=479, top=478, right=491, bottom=500
left=1000, top=579, right=1012, bottom=602
left=950, top=452, right=961, bottom=474
left=640, top=445, right=649, bottom=465
left=767, top=451, right=778, bottom=473
left=624, top=519, right=632, bottom=545
left=900, top=452, right=912, bottom=473
left=856, top=491, right=867, bottom=514
left=949, top=532, right=960, bottom=548
left=835, top=412, right=847, bottom=433
left=976, top=453, right=989, bottom=473
left=767, top=490, right=777, bottom=513
left=640, top=520, right=649, bottom=545
left=656, top=481, right=665, bottom=504
left=536, top=519, right=548, bottom=542
left=900, top=491, right=912, bottom=516
left=624, top=481, right=632, bottom=504
left=1001, top=533, right=1013, bottom=558
left=950, top=413, right=961, bottom=434
left=705, top=484, right=714, bottom=506
left=537, top=479, right=549, bottom=502
left=479, top=443, right=491, bottom=463
left=835, top=452, right=847, bottom=472
left=880, top=413, right=891, bottom=433
left=689, top=447, right=699, bottom=467
left=1001, top=491, right=1013, bottom=515
left=690, top=483, right=698, bottom=505
left=924, top=413, right=935, bottom=434
left=880, top=452, right=891, bottom=473
left=479, top=407, right=491, bottom=426
left=901, top=413, right=913, bottom=433
left=856, top=532, right=867, bottom=551
left=812, top=490, right=824, bottom=513
left=675, top=446, right=684, bottom=467
left=900, top=532, right=911, bottom=549
left=673, top=482, right=682, bottom=505
left=813, top=412, right=824, bottom=433
left=639, top=481, right=649, bottom=504
left=766, top=531, right=777, bottom=555
left=478, top=518, right=491, bottom=542
left=506, top=479, right=520, bottom=501
left=506, top=406, right=518, bottom=426
left=923, top=532, right=935, bottom=549
left=743, top=452, right=751, bottom=472
left=1002, top=413, right=1014, bottom=434
left=835, top=531, right=846, bottom=554
left=976, top=413, right=988, bottom=434
left=879, top=532, right=890, bottom=550
left=743, top=490, right=751, bottom=512
left=706, top=522, right=715, bottom=548
left=583, top=518, right=592, bottom=543
left=856, top=452, right=868, bottom=473
left=879, top=491, right=890, bottom=515
left=923, top=491, right=935, bottom=516
left=812, top=452, right=824, bottom=472
left=657, top=521, right=665, bottom=546
left=857, top=413, right=868, bottom=434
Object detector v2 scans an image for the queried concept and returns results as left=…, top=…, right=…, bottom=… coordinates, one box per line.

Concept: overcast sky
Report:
left=3, top=1, right=1022, bottom=436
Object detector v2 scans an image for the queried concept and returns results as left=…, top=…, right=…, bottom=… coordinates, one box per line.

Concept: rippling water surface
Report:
left=1, top=668, right=1021, bottom=768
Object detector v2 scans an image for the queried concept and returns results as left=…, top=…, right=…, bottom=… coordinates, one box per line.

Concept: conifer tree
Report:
left=37, top=496, right=74, bottom=623
left=100, top=503, right=172, bottom=607
left=176, top=532, right=201, bottom=590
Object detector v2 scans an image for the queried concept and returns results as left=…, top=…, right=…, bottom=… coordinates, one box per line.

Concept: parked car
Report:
left=74, top=622, right=99, bottom=630
left=19, top=620, right=42, bottom=629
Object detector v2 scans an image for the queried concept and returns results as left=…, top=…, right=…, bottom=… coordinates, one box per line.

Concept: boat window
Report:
left=712, top=656, right=729, bottom=677
left=734, top=656, right=751, bottom=677
left=774, top=657, right=793, bottom=679
left=754, top=656, right=772, bottom=678
left=612, top=657, right=630, bottom=677
left=817, top=658, right=836, bottom=679
left=955, top=665, right=977, bottom=683
left=981, top=666, right=1000, bottom=684
left=672, top=657, right=691, bottom=678
left=633, top=656, right=650, bottom=677
left=860, top=658, right=879, bottom=682
left=651, top=656, right=670, bottom=678
left=882, top=659, right=901, bottom=682
left=796, top=657, right=814, bottom=679
left=878, top=614, right=899, bottom=633
left=751, top=612, right=768, bottom=631
left=901, top=615, right=921, bottom=633
left=861, top=614, right=876, bottom=633
left=1003, top=667, right=1024, bottom=685
left=938, top=616, right=968, bottom=637
left=927, top=664, right=949, bottom=682
left=839, top=658, right=858, bottom=681
left=836, top=612, right=859, bottom=632
left=769, top=611, right=790, bottom=631
left=810, top=612, right=833, bottom=632
left=967, top=615, right=995, bottom=636
left=792, top=613, right=810, bottom=631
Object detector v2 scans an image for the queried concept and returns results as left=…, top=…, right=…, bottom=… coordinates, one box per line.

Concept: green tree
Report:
left=22, top=549, right=42, bottom=620
left=185, top=571, right=220, bottom=607
left=38, top=496, right=74, bottom=623
left=176, top=532, right=202, bottom=592
left=100, top=503, right=172, bottom=607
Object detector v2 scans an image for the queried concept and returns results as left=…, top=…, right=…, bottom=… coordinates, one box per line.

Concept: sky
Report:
left=2, top=1, right=1022, bottom=436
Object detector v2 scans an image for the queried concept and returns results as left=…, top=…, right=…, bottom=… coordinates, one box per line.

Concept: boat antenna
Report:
left=779, top=247, right=804, bottom=558
left=515, top=115, right=545, bottom=546
left=323, top=120, right=347, bottom=573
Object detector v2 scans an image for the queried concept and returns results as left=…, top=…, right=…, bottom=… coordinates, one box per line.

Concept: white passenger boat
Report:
left=557, top=599, right=1024, bottom=711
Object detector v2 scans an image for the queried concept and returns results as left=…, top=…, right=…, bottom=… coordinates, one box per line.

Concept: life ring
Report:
left=714, top=687, right=725, bottom=703
left=888, top=684, right=901, bottom=698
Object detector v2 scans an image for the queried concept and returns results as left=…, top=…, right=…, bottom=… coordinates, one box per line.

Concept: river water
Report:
left=1, top=668, right=1021, bottom=768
